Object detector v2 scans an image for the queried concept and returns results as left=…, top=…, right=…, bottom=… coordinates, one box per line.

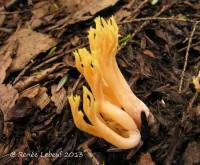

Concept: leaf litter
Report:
left=0, top=0, right=200, bottom=165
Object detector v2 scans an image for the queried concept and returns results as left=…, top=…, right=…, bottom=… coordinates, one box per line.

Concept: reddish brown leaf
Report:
left=143, top=49, right=156, bottom=58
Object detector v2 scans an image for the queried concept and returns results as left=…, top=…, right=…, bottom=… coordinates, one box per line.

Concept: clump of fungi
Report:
left=68, top=16, right=153, bottom=149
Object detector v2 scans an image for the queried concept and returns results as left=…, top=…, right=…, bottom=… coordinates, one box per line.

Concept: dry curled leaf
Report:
left=20, top=85, right=50, bottom=110
left=51, top=85, right=66, bottom=114
left=7, top=28, right=57, bottom=72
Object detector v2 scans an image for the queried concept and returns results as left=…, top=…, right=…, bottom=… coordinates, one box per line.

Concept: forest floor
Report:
left=0, top=0, right=200, bottom=165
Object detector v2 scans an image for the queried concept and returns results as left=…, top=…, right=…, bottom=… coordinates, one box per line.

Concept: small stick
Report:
left=78, top=137, right=100, bottom=165
left=69, top=74, right=83, bottom=95
left=12, top=60, right=34, bottom=84
left=178, top=21, right=199, bottom=93
left=0, top=27, right=13, bottom=33
left=120, top=17, right=198, bottom=24
left=78, top=137, right=96, bottom=150
left=126, top=141, right=143, bottom=160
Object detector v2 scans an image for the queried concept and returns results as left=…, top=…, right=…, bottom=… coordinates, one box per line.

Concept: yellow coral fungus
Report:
left=68, top=58, right=140, bottom=149
left=68, top=16, right=151, bottom=149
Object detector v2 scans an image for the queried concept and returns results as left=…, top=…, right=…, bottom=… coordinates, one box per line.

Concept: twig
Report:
left=0, top=0, right=18, bottom=11
left=69, top=74, right=83, bottom=95
left=12, top=60, right=34, bottom=84
left=106, top=148, right=125, bottom=152
left=77, top=137, right=96, bottom=150
left=120, top=17, right=198, bottom=24
left=78, top=137, right=100, bottom=165
left=126, top=141, right=143, bottom=160
left=0, top=27, right=13, bottom=33
left=178, top=21, right=199, bottom=93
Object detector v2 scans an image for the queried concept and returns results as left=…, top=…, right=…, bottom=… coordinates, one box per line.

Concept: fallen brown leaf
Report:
left=7, top=27, right=57, bottom=72
left=50, top=0, right=119, bottom=30
left=0, top=84, right=19, bottom=119
left=51, top=85, right=67, bottom=114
